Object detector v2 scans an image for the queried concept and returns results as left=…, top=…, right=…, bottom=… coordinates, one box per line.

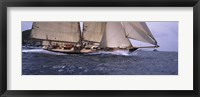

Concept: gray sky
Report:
left=22, top=21, right=178, bottom=52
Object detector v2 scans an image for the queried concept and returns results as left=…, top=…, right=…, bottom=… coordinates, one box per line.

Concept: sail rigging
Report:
left=100, top=22, right=132, bottom=48
left=122, top=22, right=157, bottom=45
left=30, top=22, right=81, bottom=43
left=29, top=21, right=158, bottom=53
left=83, top=22, right=106, bottom=43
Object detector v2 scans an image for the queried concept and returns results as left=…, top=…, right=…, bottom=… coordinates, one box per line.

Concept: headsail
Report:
left=100, top=22, right=132, bottom=48
left=83, top=22, right=106, bottom=43
left=30, top=22, right=81, bottom=43
left=122, top=22, right=157, bottom=45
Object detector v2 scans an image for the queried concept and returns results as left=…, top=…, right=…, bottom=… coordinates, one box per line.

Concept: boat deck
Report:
left=50, top=49, right=97, bottom=54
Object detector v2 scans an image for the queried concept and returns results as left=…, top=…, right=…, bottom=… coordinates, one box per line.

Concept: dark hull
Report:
left=129, top=48, right=138, bottom=52
left=100, top=48, right=138, bottom=52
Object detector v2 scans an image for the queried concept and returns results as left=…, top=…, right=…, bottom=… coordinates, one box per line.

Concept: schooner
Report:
left=30, top=22, right=159, bottom=54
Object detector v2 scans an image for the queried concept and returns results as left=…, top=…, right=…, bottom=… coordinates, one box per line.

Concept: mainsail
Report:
left=30, top=22, right=81, bottom=43
left=100, top=22, right=132, bottom=48
left=83, top=22, right=106, bottom=43
left=122, top=22, right=157, bottom=45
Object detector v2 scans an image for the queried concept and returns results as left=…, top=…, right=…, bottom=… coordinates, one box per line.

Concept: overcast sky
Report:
left=22, top=21, right=178, bottom=52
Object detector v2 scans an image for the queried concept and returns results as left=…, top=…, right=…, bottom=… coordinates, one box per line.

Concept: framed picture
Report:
left=0, top=0, right=199, bottom=97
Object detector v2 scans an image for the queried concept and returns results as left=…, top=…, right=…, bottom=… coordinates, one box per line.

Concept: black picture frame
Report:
left=0, top=0, right=199, bottom=97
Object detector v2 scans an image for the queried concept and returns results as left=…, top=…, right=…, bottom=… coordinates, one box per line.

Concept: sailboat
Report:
left=30, top=22, right=159, bottom=54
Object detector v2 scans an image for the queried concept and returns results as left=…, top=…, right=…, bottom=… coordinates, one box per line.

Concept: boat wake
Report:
left=22, top=48, right=138, bottom=56
left=22, top=49, right=66, bottom=55
left=89, top=50, right=138, bottom=56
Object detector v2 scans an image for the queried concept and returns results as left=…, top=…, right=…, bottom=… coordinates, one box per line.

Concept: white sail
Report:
left=100, top=22, right=132, bottom=48
left=30, top=22, right=81, bottom=43
left=83, top=22, right=106, bottom=43
left=122, top=22, right=157, bottom=45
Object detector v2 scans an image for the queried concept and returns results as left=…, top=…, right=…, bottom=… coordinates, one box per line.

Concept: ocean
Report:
left=22, top=47, right=178, bottom=75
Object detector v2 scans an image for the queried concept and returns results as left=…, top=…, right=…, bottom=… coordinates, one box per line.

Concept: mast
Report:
left=79, top=22, right=83, bottom=47
left=30, top=22, right=81, bottom=43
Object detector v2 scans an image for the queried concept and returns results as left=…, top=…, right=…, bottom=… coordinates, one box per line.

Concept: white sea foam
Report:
left=22, top=49, right=66, bottom=55
left=89, top=50, right=138, bottom=56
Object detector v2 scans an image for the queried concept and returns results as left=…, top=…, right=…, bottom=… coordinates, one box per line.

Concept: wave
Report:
left=22, top=49, right=66, bottom=55
left=89, top=50, right=138, bottom=56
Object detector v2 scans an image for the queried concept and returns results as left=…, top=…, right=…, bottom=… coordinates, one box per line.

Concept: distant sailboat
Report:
left=30, top=22, right=159, bottom=54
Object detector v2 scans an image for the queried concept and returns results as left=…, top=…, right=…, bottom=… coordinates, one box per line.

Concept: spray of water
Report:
left=22, top=49, right=66, bottom=55
left=89, top=50, right=138, bottom=56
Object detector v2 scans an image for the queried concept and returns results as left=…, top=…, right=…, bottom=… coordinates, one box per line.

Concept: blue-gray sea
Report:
left=22, top=47, right=178, bottom=75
